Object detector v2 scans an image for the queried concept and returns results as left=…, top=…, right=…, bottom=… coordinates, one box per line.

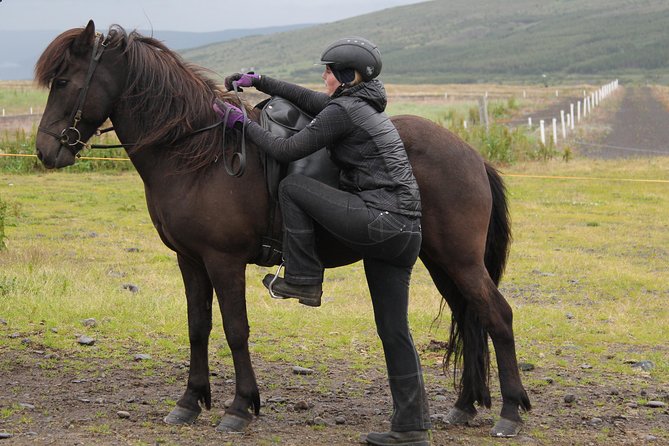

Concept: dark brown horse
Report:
left=34, top=21, right=530, bottom=437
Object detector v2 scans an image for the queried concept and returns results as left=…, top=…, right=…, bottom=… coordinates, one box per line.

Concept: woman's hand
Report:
left=213, top=98, right=246, bottom=129
left=224, top=72, right=260, bottom=91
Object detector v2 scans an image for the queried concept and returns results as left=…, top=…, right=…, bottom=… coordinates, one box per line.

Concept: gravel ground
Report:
left=0, top=334, right=667, bottom=445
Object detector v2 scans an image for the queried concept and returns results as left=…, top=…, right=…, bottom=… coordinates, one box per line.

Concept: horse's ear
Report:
left=73, top=20, right=96, bottom=55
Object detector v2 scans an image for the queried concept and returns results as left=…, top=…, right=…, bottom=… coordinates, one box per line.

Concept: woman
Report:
left=214, top=37, right=431, bottom=446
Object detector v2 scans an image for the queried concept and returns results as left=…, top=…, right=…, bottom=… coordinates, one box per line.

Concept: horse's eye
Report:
left=52, top=79, right=69, bottom=89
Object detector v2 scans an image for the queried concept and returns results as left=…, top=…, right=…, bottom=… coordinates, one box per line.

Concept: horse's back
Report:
left=391, top=114, right=492, bottom=262
left=392, top=114, right=487, bottom=176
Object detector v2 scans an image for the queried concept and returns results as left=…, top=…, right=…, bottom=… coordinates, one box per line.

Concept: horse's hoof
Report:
left=216, top=413, right=251, bottom=433
left=164, top=405, right=201, bottom=425
left=491, top=417, right=522, bottom=437
left=444, top=407, right=476, bottom=426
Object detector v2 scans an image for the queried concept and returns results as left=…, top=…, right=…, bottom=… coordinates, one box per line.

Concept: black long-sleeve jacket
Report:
left=245, top=76, right=421, bottom=217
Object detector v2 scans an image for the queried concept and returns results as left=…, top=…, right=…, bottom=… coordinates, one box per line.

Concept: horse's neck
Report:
left=110, top=112, right=169, bottom=185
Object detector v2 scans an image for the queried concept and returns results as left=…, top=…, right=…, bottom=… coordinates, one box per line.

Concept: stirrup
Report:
left=267, top=262, right=284, bottom=300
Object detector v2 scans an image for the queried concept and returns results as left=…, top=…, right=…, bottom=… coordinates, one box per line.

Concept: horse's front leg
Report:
left=209, top=256, right=260, bottom=433
left=164, top=254, right=214, bottom=425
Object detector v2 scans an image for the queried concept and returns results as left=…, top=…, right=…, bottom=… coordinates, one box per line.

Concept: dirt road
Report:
left=575, top=86, right=669, bottom=158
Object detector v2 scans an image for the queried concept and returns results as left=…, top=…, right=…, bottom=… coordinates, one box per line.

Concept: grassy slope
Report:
left=181, top=0, right=669, bottom=84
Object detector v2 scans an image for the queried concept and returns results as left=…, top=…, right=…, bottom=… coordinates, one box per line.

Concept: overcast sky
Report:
left=0, top=0, right=426, bottom=31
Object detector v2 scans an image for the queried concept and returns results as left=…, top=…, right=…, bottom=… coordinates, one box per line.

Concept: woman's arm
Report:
left=245, top=102, right=349, bottom=163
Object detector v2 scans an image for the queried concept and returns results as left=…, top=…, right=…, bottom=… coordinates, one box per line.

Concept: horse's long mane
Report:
left=36, top=25, right=247, bottom=171
left=35, top=28, right=82, bottom=86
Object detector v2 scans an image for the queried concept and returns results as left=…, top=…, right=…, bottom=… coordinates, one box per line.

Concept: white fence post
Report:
left=552, top=118, right=558, bottom=145
left=560, top=110, right=567, bottom=139
left=584, top=97, right=588, bottom=117
left=528, top=117, right=532, bottom=128
left=540, top=120, right=546, bottom=145
left=570, top=103, right=575, bottom=130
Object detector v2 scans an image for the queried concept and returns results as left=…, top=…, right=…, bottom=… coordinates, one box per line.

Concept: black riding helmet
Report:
left=319, top=37, right=382, bottom=82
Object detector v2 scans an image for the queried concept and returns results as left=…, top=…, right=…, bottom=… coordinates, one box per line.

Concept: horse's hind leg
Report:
left=165, top=254, right=214, bottom=425
left=421, top=255, right=485, bottom=423
left=482, top=279, right=531, bottom=436
left=422, top=255, right=530, bottom=436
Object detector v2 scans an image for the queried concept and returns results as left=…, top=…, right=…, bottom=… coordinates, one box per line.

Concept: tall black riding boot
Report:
left=367, top=374, right=432, bottom=446
left=388, top=372, right=431, bottom=432
left=366, top=373, right=431, bottom=445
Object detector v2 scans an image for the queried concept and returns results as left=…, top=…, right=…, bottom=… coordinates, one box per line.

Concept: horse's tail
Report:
left=484, top=162, right=511, bottom=285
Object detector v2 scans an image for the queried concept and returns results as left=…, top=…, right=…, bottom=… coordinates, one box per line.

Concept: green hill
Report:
left=181, top=0, right=669, bottom=84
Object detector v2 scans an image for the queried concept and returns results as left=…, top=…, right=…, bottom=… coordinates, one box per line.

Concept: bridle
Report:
left=38, top=31, right=248, bottom=177
left=38, top=32, right=113, bottom=158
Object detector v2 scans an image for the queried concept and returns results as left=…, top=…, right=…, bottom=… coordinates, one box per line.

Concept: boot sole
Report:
left=365, top=432, right=430, bottom=446
left=298, top=296, right=321, bottom=307
left=366, top=439, right=429, bottom=446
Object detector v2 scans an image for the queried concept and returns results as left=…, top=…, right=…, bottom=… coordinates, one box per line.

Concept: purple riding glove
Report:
left=224, top=72, right=260, bottom=91
left=213, top=98, right=246, bottom=129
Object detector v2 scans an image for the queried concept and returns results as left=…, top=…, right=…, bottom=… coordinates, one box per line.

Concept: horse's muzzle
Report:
left=35, top=145, right=76, bottom=169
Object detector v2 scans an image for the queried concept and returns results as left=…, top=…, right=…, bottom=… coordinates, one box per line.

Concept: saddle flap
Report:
left=259, top=96, right=339, bottom=188
left=260, top=96, right=314, bottom=135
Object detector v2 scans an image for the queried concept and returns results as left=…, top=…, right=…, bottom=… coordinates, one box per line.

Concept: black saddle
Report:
left=258, top=96, right=339, bottom=198
left=253, top=96, right=339, bottom=266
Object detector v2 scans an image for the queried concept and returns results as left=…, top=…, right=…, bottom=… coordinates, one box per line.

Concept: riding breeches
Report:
left=278, top=173, right=431, bottom=431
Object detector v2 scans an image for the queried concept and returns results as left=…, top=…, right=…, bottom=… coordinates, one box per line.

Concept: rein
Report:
left=219, top=81, right=248, bottom=177
left=38, top=31, right=248, bottom=177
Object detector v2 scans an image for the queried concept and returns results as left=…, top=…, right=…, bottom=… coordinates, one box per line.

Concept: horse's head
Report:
left=36, top=21, right=237, bottom=172
left=35, top=20, right=126, bottom=168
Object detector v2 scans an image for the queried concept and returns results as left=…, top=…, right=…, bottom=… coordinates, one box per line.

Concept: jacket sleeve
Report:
left=245, top=102, right=349, bottom=163
left=254, top=76, right=331, bottom=116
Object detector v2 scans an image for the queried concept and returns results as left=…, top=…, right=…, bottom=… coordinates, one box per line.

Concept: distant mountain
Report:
left=5, top=0, right=669, bottom=84
left=180, top=0, right=669, bottom=84
left=0, top=24, right=314, bottom=81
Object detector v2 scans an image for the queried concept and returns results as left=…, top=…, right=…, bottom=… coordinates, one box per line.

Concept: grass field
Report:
left=1, top=158, right=667, bottom=382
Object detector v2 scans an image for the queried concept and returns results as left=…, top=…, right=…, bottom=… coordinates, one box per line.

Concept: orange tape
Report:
left=0, top=153, right=130, bottom=162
